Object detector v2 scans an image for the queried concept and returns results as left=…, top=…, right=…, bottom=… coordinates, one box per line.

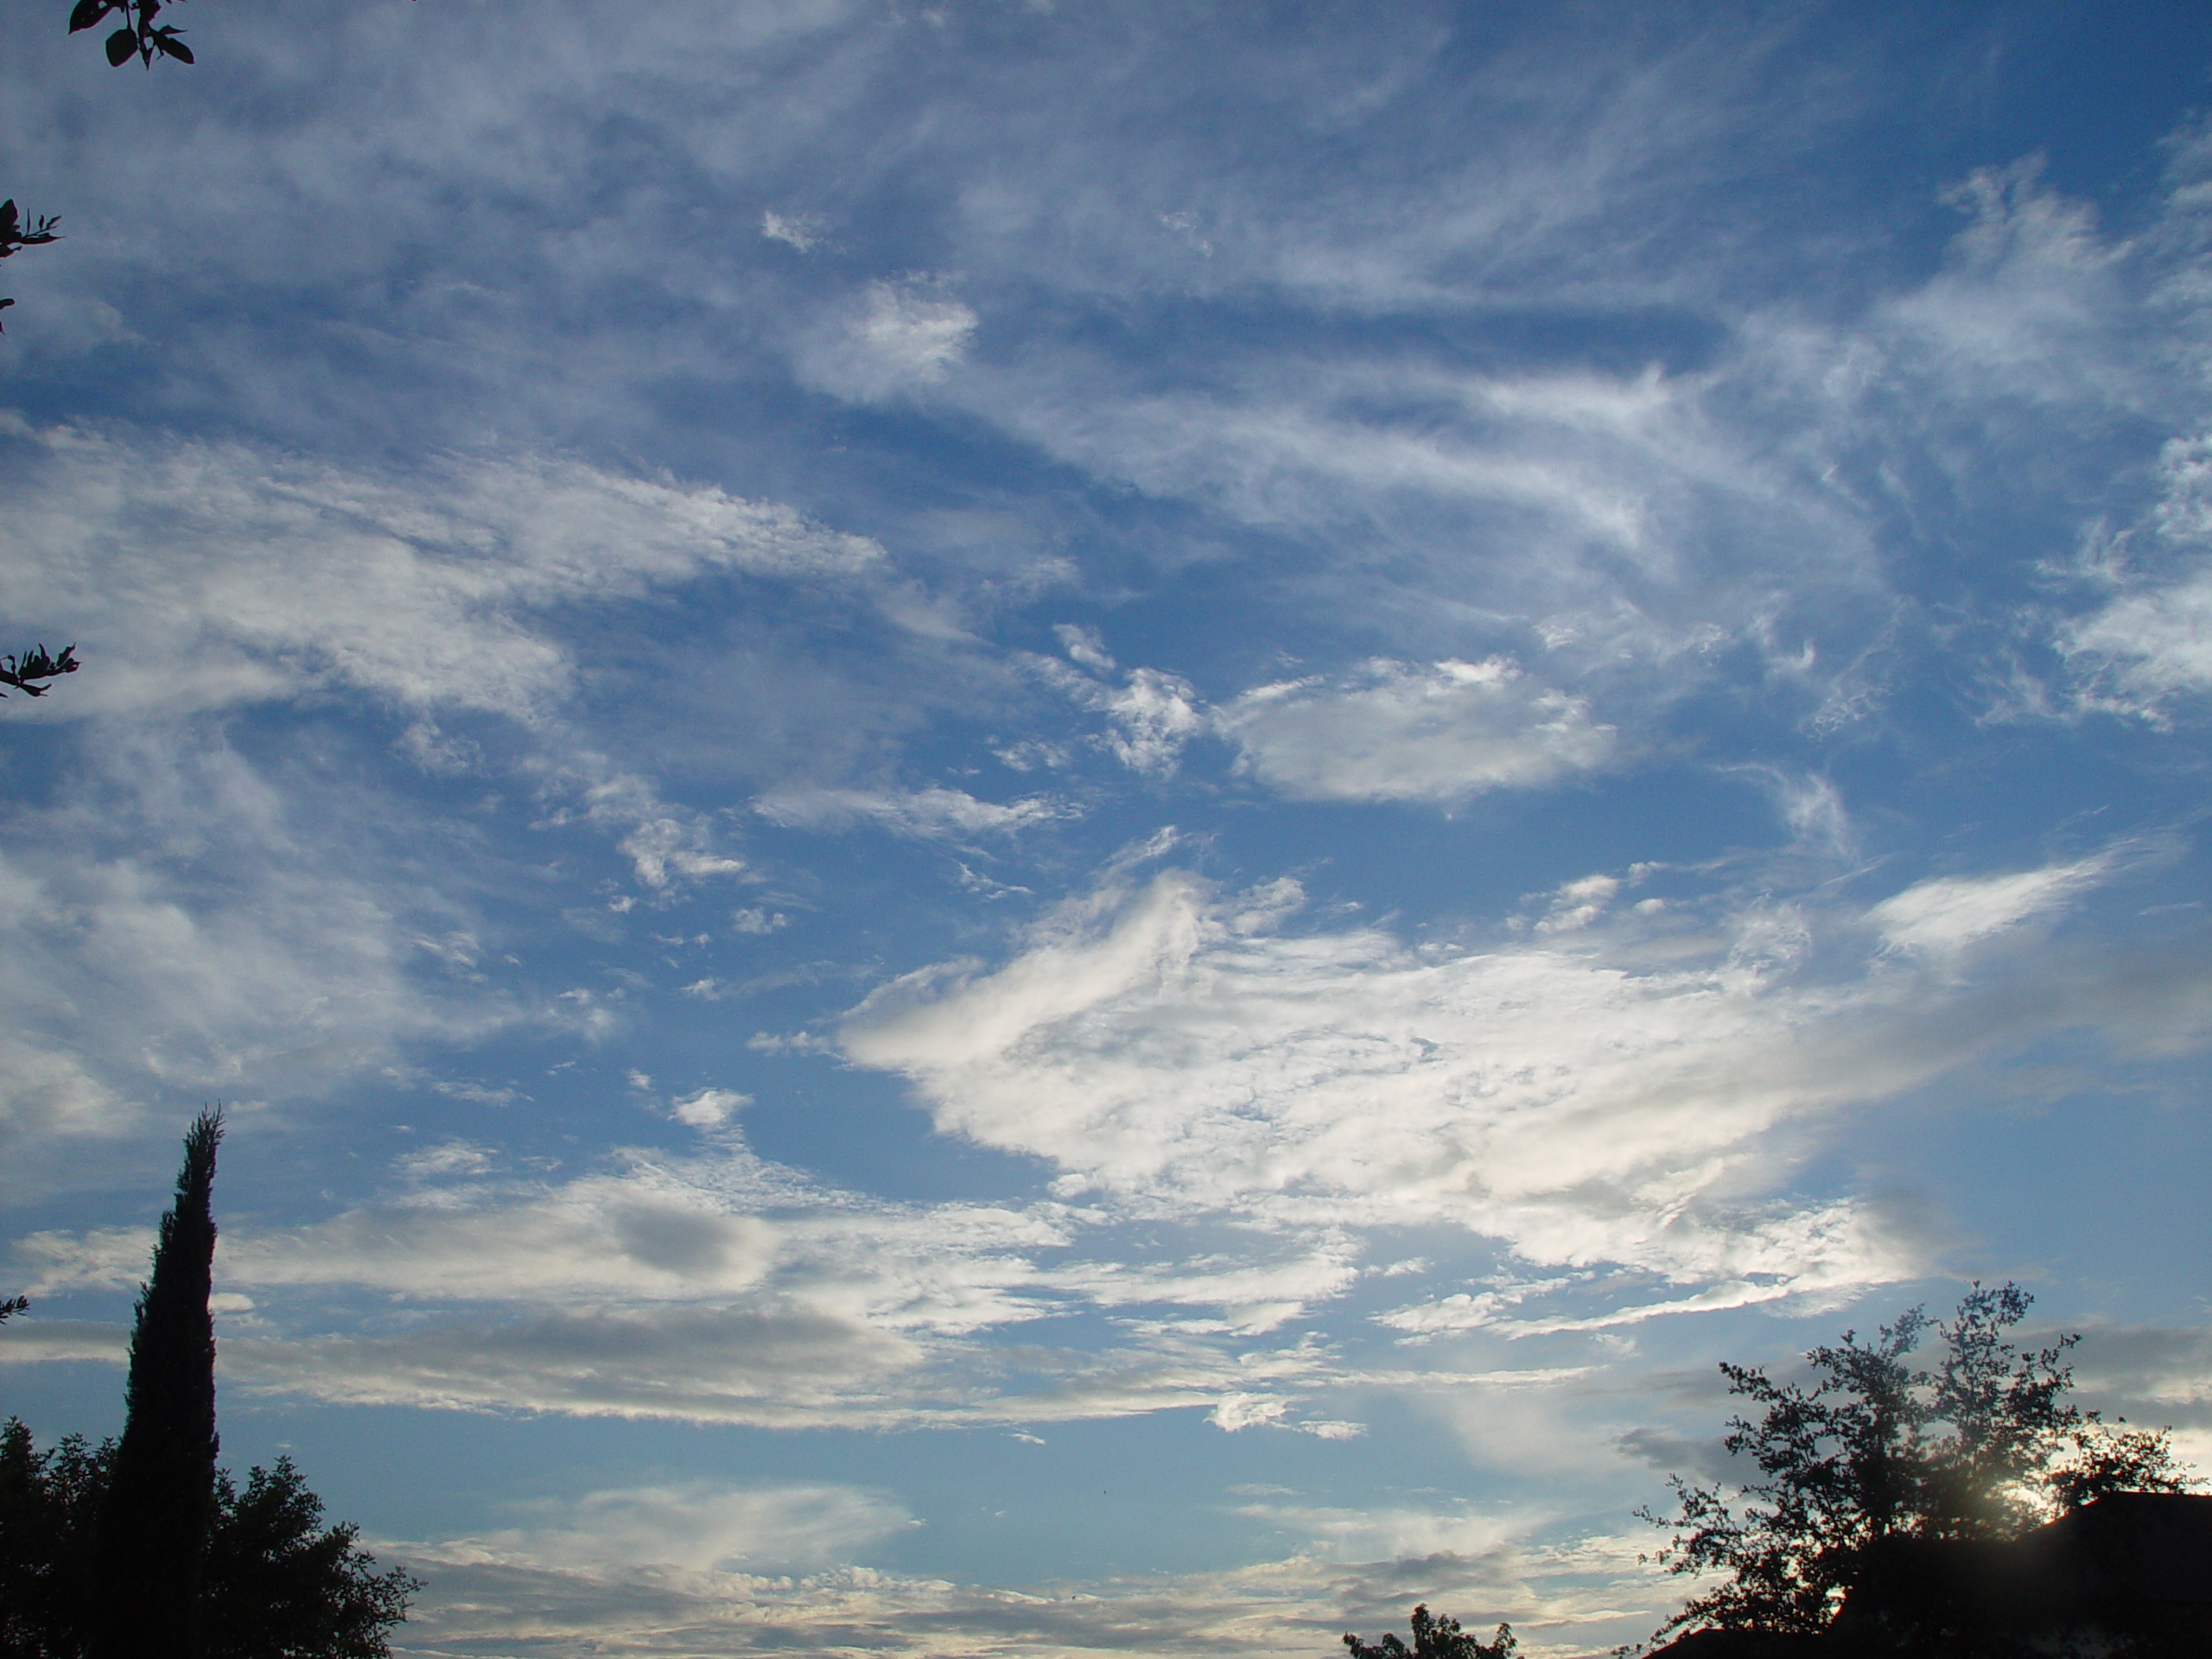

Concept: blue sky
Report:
left=3, top=2, right=2211, bottom=1654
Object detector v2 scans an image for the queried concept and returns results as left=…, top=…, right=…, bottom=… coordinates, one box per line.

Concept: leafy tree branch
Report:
left=0, top=646, right=80, bottom=699
left=69, top=0, right=194, bottom=69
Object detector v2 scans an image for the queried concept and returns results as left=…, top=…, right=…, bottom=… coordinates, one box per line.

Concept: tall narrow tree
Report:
left=92, top=1107, right=224, bottom=1659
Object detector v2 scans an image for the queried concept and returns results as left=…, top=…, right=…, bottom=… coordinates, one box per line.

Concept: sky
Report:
left=2, top=2, right=2211, bottom=1654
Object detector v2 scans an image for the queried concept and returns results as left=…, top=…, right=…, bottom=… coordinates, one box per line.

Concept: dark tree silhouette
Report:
left=1640, top=1283, right=2195, bottom=1643
left=0, top=1422, right=417, bottom=1659
left=92, top=1107, right=224, bottom=1659
left=0, top=1420, right=108, bottom=1658
left=202, top=1458, right=416, bottom=1659
left=0, top=1111, right=415, bottom=1656
left=1344, top=1605, right=1516, bottom=1659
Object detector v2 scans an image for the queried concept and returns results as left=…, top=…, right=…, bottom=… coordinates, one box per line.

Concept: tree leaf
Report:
left=68, top=0, right=113, bottom=35
left=105, top=25, right=138, bottom=66
left=155, top=29, right=193, bottom=63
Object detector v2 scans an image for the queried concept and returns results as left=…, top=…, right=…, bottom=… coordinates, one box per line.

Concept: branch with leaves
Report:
left=0, top=199, right=63, bottom=331
left=69, top=0, right=194, bottom=67
left=0, top=645, right=80, bottom=698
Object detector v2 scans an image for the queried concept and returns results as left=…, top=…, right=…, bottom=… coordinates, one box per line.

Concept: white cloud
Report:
left=1883, top=160, right=2130, bottom=402
left=671, top=1088, right=750, bottom=1128
left=580, top=771, right=749, bottom=890
left=0, top=1319, right=128, bottom=1365
left=64, top=1176, right=780, bottom=1305
left=1046, top=1237, right=1364, bottom=1336
left=2063, top=435, right=2212, bottom=712
left=753, top=783, right=1069, bottom=838
left=1100, top=669, right=1208, bottom=775
left=12, top=1150, right=1059, bottom=1425
left=800, top=279, right=978, bottom=401
left=219, top=1303, right=927, bottom=1426
left=0, top=728, right=520, bottom=1154
left=843, top=853, right=2183, bottom=1302
left=15, top=1133, right=1404, bottom=1432
left=856, top=282, right=977, bottom=377
left=386, top=1523, right=1662, bottom=1659
left=0, top=417, right=891, bottom=722
left=442, top=1479, right=912, bottom=1574
left=956, top=340, right=1882, bottom=715
left=1221, top=659, right=1616, bottom=804
left=2070, top=574, right=2212, bottom=706
left=1867, top=855, right=2112, bottom=959
left=1034, top=647, right=1207, bottom=777
left=760, top=209, right=827, bottom=251
left=1052, top=623, right=1116, bottom=673
left=3, top=15, right=2210, bottom=1649
left=395, top=1140, right=498, bottom=1181
left=1535, top=874, right=1619, bottom=935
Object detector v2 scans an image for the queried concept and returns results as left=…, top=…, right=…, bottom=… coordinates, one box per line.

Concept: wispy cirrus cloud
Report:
left=842, top=848, right=2190, bottom=1313
left=753, top=783, right=1071, bottom=840
left=1867, top=853, right=2116, bottom=960
left=798, top=278, right=980, bottom=403
left=431, top=1479, right=916, bottom=1576
left=2063, top=435, right=2212, bottom=715
left=385, top=1503, right=1665, bottom=1659
left=0, top=724, right=526, bottom=1159
left=0, top=417, right=893, bottom=723
left=5, top=7, right=2212, bottom=1653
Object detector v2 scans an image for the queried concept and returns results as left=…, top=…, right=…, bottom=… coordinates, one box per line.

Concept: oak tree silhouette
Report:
left=1640, top=1284, right=2195, bottom=1644
left=1344, top=1605, right=1516, bottom=1659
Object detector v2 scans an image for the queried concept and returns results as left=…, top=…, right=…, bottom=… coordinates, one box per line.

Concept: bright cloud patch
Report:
left=0, top=729, right=519, bottom=1150
left=0, top=418, right=890, bottom=721
left=802, top=280, right=979, bottom=401
left=219, top=1305, right=926, bottom=1426
left=6, top=10, right=2212, bottom=1655
left=845, top=868, right=1949, bottom=1294
left=1867, top=855, right=2112, bottom=958
left=2062, top=435, right=2212, bottom=711
left=671, top=1087, right=750, bottom=1128
left=754, top=784, right=1070, bottom=838
left=1220, top=659, right=1615, bottom=802
left=842, top=849, right=2190, bottom=1311
left=439, top=1480, right=914, bottom=1574
left=1035, top=642, right=1209, bottom=777
left=2069, top=575, right=2212, bottom=705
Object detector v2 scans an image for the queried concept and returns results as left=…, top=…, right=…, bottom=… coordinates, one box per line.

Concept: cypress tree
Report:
left=92, top=1106, right=224, bottom=1659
